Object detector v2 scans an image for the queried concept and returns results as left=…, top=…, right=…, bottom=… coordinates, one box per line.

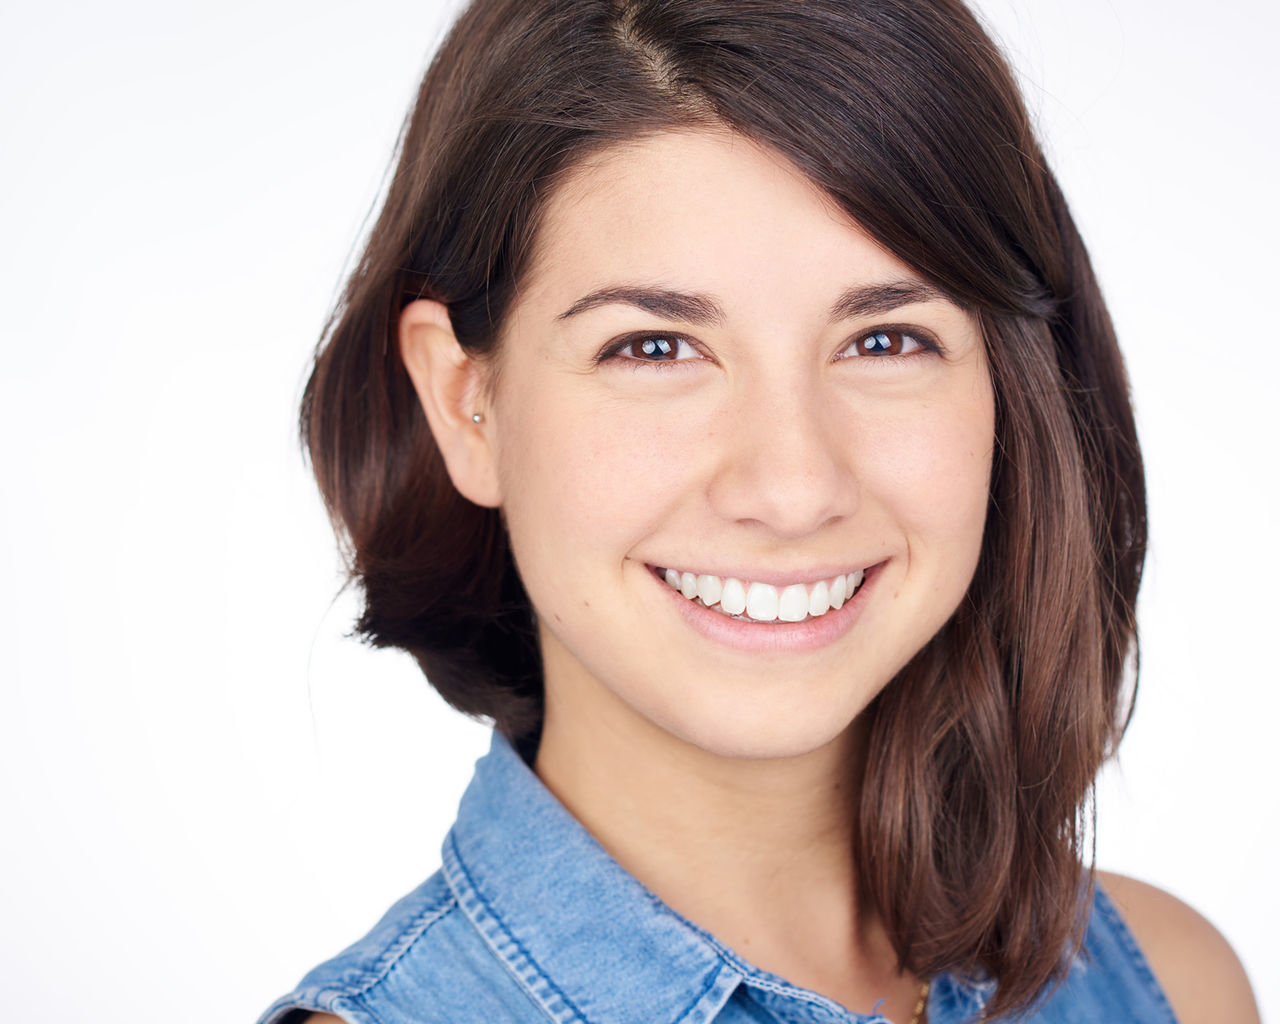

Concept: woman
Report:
left=260, top=0, right=1259, bottom=1021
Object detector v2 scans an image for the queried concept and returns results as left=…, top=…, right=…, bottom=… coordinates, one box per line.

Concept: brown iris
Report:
left=853, top=331, right=910, bottom=356
left=629, top=336, right=679, bottom=360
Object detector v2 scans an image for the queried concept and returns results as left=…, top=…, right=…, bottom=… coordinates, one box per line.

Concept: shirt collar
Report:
left=442, top=730, right=985, bottom=1024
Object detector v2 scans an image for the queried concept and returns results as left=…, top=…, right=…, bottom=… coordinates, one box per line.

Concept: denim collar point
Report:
left=443, top=731, right=738, bottom=1024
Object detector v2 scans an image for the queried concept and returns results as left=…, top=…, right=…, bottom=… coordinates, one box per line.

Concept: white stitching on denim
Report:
left=1092, top=885, right=1180, bottom=1023
left=444, top=832, right=591, bottom=1024
left=351, top=881, right=459, bottom=1000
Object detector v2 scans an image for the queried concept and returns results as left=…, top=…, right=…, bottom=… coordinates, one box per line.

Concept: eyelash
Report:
left=597, top=334, right=703, bottom=369
left=597, top=327, right=940, bottom=369
left=832, top=328, right=940, bottom=361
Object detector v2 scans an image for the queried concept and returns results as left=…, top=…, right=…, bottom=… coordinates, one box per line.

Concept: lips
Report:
left=653, top=566, right=867, bottom=623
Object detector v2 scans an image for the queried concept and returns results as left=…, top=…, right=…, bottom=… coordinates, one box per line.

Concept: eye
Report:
left=839, top=330, right=929, bottom=359
left=603, top=333, right=703, bottom=366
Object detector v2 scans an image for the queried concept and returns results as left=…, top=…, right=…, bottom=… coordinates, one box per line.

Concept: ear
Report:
left=398, top=299, right=502, bottom=508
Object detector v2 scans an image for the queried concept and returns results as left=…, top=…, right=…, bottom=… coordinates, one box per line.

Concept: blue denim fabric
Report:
left=258, top=731, right=1177, bottom=1024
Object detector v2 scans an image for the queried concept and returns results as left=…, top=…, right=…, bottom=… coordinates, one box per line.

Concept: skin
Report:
left=298, top=129, right=1260, bottom=1024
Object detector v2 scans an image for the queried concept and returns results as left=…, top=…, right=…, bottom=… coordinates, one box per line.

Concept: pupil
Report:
left=640, top=338, right=673, bottom=358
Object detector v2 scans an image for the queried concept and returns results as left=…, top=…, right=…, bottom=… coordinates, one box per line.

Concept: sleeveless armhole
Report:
left=255, top=873, right=458, bottom=1024
left=269, top=1011, right=375, bottom=1024
left=1087, top=882, right=1180, bottom=1024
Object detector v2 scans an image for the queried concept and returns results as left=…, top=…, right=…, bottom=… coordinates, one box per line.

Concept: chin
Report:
left=641, top=680, right=874, bottom=763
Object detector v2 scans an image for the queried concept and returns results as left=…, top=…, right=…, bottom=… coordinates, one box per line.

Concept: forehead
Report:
left=513, top=128, right=930, bottom=324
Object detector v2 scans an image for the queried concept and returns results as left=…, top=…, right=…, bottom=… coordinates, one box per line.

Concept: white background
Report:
left=1, top=1, right=1276, bottom=1021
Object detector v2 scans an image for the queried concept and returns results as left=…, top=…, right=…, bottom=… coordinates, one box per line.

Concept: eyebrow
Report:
left=556, top=286, right=725, bottom=325
left=556, top=279, right=952, bottom=325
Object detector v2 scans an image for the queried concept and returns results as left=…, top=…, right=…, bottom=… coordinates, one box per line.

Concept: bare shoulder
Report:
left=295, top=1015, right=346, bottom=1024
left=1096, top=870, right=1259, bottom=1024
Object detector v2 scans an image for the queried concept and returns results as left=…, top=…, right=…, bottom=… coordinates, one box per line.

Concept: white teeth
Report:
left=829, top=574, right=847, bottom=609
left=808, top=579, right=830, bottom=617
left=696, top=573, right=722, bottom=607
left=720, top=578, right=748, bottom=616
left=745, top=582, right=780, bottom=621
left=659, top=565, right=868, bottom=622
left=778, top=584, right=809, bottom=622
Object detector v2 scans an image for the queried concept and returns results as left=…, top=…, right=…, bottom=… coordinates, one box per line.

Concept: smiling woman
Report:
left=414, top=130, right=995, bottom=765
left=258, top=2, right=1259, bottom=1023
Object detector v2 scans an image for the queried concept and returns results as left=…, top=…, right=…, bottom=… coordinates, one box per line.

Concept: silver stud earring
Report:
left=471, top=412, right=484, bottom=424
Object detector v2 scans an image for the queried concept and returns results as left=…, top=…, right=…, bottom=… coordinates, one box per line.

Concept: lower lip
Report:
left=647, top=563, right=881, bottom=654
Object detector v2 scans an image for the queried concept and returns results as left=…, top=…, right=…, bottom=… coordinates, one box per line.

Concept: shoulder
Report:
left=258, top=871, right=468, bottom=1024
left=259, top=864, right=554, bottom=1024
left=1095, top=870, right=1259, bottom=1024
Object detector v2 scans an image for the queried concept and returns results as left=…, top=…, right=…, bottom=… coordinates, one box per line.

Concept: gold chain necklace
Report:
left=908, top=980, right=930, bottom=1024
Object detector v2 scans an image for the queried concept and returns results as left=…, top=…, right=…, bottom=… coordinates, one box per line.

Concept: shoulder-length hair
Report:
left=302, top=0, right=1146, bottom=1018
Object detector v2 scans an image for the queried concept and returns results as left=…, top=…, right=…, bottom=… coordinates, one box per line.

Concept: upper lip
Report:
left=645, top=561, right=880, bottom=588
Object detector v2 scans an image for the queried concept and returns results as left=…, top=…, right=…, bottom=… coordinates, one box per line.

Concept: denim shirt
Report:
left=258, top=731, right=1177, bottom=1024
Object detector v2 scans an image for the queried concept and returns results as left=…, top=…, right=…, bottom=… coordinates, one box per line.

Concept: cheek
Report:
left=495, top=384, right=701, bottom=568
left=860, top=382, right=995, bottom=562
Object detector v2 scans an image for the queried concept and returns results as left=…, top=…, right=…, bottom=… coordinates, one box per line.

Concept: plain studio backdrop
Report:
left=1, top=1, right=1276, bottom=1021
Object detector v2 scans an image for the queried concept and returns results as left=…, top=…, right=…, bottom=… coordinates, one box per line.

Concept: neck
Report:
left=537, top=701, right=863, bottom=892
left=533, top=674, right=903, bottom=1009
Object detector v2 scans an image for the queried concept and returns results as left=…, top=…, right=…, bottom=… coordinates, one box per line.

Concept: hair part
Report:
left=301, top=1, right=1147, bottom=1017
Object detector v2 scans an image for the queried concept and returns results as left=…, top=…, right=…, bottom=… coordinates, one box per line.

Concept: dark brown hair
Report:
left=301, top=1, right=1146, bottom=1018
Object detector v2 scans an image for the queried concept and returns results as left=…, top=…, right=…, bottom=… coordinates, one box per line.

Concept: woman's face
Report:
left=485, top=129, right=994, bottom=760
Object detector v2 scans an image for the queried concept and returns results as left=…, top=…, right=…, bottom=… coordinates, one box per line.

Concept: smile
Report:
left=653, top=566, right=867, bottom=623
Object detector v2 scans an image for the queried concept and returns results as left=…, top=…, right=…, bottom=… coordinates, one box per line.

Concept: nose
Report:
left=706, top=370, right=859, bottom=538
